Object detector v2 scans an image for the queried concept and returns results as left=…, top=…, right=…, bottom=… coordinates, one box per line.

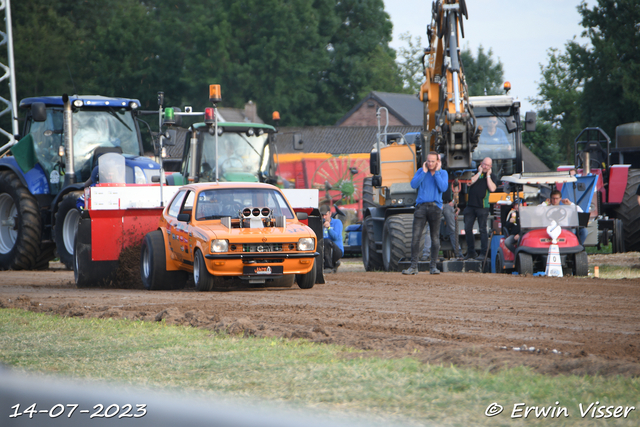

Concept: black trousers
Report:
left=463, top=206, right=489, bottom=257
left=324, top=239, right=342, bottom=269
left=410, top=203, right=441, bottom=269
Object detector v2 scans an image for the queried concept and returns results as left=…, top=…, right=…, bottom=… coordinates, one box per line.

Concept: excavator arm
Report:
left=420, top=0, right=481, bottom=170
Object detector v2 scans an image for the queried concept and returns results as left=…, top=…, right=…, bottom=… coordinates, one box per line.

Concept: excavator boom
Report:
left=420, top=0, right=480, bottom=170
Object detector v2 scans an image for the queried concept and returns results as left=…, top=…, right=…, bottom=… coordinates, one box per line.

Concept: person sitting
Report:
left=503, top=201, right=521, bottom=254
left=479, top=116, right=510, bottom=148
left=321, top=205, right=344, bottom=273
left=543, top=189, right=588, bottom=245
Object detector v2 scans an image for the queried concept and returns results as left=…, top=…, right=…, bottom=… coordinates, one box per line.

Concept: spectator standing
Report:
left=402, top=152, right=449, bottom=275
left=421, top=181, right=463, bottom=261
left=463, top=157, right=497, bottom=260
left=321, top=205, right=343, bottom=273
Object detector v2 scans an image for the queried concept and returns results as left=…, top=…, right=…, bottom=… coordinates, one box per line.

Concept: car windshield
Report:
left=195, top=188, right=294, bottom=221
left=199, top=132, right=268, bottom=181
left=472, top=115, right=516, bottom=161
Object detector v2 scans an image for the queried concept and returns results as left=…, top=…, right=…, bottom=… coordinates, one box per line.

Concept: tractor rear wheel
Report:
left=517, top=252, right=533, bottom=276
left=382, top=214, right=413, bottom=272
left=0, top=171, right=42, bottom=270
left=362, top=216, right=382, bottom=271
left=573, top=251, right=588, bottom=277
left=616, top=169, right=640, bottom=252
left=54, top=192, right=82, bottom=270
left=141, top=230, right=186, bottom=290
left=611, top=219, right=625, bottom=254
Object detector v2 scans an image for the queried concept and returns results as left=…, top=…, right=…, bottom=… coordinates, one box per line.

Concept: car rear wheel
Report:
left=296, top=261, right=316, bottom=289
left=141, top=230, right=186, bottom=290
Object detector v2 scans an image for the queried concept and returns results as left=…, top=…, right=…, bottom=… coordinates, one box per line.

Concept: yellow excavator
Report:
left=362, top=0, right=509, bottom=272
left=420, top=0, right=481, bottom=168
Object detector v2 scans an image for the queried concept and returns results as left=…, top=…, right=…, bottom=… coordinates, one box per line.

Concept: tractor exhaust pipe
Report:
left=62, top=94, right=76, bottom=185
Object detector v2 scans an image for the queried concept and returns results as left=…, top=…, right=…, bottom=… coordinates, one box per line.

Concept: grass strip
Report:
left=1, top=309, right=638, bottom=426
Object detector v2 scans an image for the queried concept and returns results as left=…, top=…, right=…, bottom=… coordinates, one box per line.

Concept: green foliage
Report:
left=572, top=0, right=640, bottom=139
left=522, top=120, right=563, bottom=170
left=530, top=48, right=583, bottom=164
left=532, top=0, right=640, bottom=160
left=2, top=309, right=640, bottom=426
left=2, top=0, right=403, bottom=135
left=396, top=32, right=424, bottom=94
left=460, top=45, right=504, bottom=97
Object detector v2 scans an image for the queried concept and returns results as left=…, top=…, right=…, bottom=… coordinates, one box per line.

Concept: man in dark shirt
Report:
left=463, top=157, right=497, bottom=260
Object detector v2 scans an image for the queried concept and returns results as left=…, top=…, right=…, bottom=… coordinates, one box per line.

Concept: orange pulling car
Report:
left=141, top=182, right=318, bottom=291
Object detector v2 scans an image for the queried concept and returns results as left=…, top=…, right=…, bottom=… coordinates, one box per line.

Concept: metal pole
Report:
left=5, top=0, right=17, bottom=138
left=214, top=104, right=219, bottom=183
left=157, top=92, right=164, bottom=207
left=0, top=0, right=19, bottom=148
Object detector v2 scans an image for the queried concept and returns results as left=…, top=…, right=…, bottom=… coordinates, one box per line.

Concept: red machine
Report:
left=557, top=127, right=640, bottom=252
left=493, top=173, right=588, bottom=276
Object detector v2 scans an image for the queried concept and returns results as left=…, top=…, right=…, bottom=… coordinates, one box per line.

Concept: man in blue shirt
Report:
left=403, top=151, right=449, bottom=275
left=321, top=205, right=344, bottom=273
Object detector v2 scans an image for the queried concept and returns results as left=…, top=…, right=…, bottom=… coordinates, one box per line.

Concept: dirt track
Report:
left=1, top=256, right=640, bottom=377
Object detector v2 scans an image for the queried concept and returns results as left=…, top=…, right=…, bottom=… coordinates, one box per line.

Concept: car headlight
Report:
left=210, top=239, right=229, bottom=253
left=297, top=237, right=315, bottom=251
left=134, top=166, right=147, bottom=184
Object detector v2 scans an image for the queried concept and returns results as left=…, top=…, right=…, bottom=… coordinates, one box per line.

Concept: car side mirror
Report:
left=177, top=213, right=190, bottom=222
left=296, top=212, right=308, bottom=220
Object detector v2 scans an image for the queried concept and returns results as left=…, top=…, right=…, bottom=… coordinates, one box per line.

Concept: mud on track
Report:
left=1, top=256, right=640, bottom=377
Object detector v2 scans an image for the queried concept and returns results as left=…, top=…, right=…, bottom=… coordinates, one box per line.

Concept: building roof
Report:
left=335, top=91, right=423, bottom=126
left=217, top=106, right=263, bottom=123
left=273, top=126, right=421, bottom=155
left=274, top=125, right=550, bottom=173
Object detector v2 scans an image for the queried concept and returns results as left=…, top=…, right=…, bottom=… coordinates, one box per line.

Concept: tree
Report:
left=571, top=0, right=640, bottom=139
left=522, top=120, right=563, bottom=170
left=530, top=47, right=583, bottom=163
left=532, top=0, right=640, bottom=160
left=460, top=45, right=504, bottom=96
left=4, top=0, right=404, bottom=131
left=396, top=32, right=424, bottom=94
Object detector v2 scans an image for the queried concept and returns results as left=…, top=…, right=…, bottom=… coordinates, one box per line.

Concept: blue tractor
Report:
left=0, top=95, right=161, bottom=270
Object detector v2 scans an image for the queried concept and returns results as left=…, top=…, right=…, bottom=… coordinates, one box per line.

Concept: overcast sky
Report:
left=385, top=1, right=591, bottom=113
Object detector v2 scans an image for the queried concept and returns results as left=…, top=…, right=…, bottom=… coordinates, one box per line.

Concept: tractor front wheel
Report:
left=54, top=192, right=82, bottom=270
left=382, top=214, right=413, bottom=272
